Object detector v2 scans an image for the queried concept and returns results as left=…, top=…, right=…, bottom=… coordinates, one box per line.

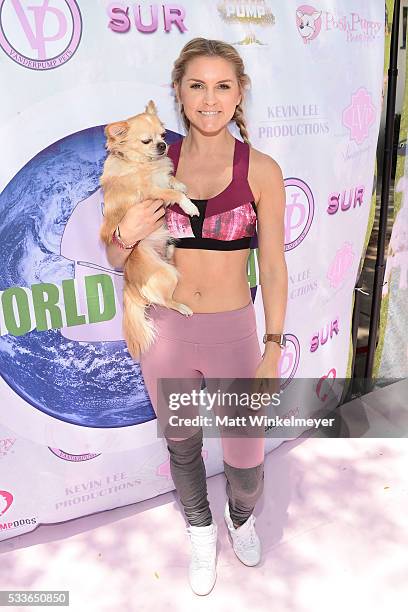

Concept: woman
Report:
left=105, top=38, right=287, bottom=596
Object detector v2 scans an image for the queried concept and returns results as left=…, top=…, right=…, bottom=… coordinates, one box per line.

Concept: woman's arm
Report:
left=104, top=199, right=166, bottom=270
left=253, top=153, right=288, bottom=360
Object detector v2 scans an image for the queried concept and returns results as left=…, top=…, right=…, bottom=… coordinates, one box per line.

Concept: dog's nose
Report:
left=157, top=141, right=167, bottom=153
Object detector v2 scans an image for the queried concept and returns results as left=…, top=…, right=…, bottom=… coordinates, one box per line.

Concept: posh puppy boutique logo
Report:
left=0, top=0, right=82, bottom=70
left=296, top=5, right=382, bottom=44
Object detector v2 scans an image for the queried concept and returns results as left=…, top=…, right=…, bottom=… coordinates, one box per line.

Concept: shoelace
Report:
left=187, top=528, right=217, bottom=570
left=233, top=516, right=257, bottom=550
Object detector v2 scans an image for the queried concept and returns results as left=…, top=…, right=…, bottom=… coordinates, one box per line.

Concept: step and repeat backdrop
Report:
left=0, top=0, right=384, bottom=540
left=375, top=0, right=408, bottom=382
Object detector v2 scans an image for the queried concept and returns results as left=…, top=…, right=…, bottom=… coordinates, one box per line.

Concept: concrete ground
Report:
left=1, top=378, right=408, bottom=612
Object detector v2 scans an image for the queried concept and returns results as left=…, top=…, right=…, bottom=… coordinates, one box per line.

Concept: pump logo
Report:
left=0, top=0, right=82, bottom=70
left=0, top=490, right=13, bottom=516
left=217, top=0, right=275, bottom=46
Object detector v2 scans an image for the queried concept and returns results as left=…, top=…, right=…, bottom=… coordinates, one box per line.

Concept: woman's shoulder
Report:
left=248, top=145, right=283, bottom=203
left=248, top=145, right=282, bottom=175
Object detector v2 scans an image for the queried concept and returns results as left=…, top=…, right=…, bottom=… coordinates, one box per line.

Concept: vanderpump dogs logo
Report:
left=296, top=5, right=382, bottom=44
left=0, top=490, right=37, bottom=533
left=0, top=0, right=82, bottom=70
left=0, top=490, right=13, bottom=516
left=49, top=448, right=101, bottom=461
left=284, top=178, right=314, bottom=251
left=217, top=0, right=275, bottom=46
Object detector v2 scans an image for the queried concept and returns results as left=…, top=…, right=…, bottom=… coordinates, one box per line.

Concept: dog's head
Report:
left=105, top=100, right=168, bottom=162
left=296, top=10, right=321, bottom=39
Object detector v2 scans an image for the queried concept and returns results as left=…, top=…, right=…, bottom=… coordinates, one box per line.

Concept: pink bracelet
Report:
left=112, top=225, right=141, bottom=250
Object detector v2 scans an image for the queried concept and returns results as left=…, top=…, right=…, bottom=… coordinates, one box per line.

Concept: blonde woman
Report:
left=105, top=38, right=287, bottom=596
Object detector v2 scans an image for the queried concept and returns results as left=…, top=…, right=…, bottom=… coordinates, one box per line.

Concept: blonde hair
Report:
left=171, top=37, right=251, bottom=145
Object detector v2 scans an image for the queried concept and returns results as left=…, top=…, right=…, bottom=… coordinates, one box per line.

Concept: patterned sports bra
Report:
left=165, top=136, right=257, bottom=251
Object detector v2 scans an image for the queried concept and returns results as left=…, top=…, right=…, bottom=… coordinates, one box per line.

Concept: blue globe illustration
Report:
left=0, top=126, right=184, bottom=428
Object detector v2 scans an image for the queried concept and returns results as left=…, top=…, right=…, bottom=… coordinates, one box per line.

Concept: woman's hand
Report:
left=118, top=199, right=166, bottom=245
left=251, top=344, right=281, bottom=400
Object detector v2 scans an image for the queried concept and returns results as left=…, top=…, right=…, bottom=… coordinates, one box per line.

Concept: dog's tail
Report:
left=122, top=282, right=157, bottom=361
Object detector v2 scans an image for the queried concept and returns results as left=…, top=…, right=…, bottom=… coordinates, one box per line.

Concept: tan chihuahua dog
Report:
left=99, top=100, right=199, bottom=360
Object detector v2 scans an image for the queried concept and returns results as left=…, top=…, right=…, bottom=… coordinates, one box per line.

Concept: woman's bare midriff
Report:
left=171, top=247, right=252, bottom=313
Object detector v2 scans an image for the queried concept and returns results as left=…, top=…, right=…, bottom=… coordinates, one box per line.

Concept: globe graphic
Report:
left=0, top=126, right=259, bottom=429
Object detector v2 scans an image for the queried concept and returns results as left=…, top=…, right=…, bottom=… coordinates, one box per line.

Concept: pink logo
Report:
left=0, top=0, right=82, bottom=70
left=0, top=490, right=13, bottom=516
left=49, top=448, right=101, bottom=461
left=284, top=178, right=315, bottom=251
left=296, top=5, right=322, bottom=43
left=0, top=437, right=16, bottom=456
left=327, top=242, right=355, bottom=289
left=107, top=3, right=187, bottom=34
left=316, top=368, right=336, bottom=401
left=310, top=318, right=339, bottom=352
left=277, top=334, right=300, bottom=390
left=342, top=88, right=376, bottom=145
left=327, top=186, right=365, bottom=215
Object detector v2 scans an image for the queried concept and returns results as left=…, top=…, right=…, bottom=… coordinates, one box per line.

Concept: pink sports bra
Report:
left=165, top=136, right=257, bottom=251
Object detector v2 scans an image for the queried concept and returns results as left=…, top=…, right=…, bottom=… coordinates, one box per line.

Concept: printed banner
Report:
left=0, top=0, right=384, bottom=540
left=374, top=0, right=408, bottom=381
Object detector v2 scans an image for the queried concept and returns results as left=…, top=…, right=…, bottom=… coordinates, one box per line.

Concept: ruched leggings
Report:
left=139, top=301, right=265, bottom=527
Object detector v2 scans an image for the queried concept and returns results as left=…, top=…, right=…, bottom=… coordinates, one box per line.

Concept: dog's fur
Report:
left=99, top=100, right=199, bottom=360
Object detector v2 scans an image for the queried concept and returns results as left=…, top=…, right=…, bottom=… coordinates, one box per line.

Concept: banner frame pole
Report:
left=364, top=0, right=401, bottom=391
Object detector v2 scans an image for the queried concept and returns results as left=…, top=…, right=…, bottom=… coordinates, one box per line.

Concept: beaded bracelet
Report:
left=112, top=225, right=141, bottom=250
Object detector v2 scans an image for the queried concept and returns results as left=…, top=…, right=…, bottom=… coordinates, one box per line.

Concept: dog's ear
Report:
left=105, top=121, right=129, bottom=140
left=145, top=100, right=157, bottom=115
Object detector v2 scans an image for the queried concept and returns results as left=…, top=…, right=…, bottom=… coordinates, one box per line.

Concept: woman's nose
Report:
left=202, top=89, right=217, bottom=104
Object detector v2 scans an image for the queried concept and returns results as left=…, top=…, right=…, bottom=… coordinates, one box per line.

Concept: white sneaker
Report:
left=186, top=522, right=218, bottom=595
left=224, top=501, right=261, bottom=566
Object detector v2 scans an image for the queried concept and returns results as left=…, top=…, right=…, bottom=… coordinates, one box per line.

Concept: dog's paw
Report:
left=179, top=194, right=200, bottom=217
left=173, top=180, right=188, bottom=194
left=177, top=303, right=194, bottom=316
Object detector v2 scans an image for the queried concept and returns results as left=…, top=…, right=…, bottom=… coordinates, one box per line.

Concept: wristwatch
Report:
left=263, top=333, right=286, bottom=348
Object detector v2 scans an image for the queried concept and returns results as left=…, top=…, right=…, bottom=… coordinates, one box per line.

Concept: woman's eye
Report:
left=219, top=84, right=230, bottom=89
left=141, top=139, right=152, bottom=144
left=190, top=83, right=203, bottom=89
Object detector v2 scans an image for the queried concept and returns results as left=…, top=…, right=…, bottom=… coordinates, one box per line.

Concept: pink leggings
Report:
left=139, top=300, right=264, bottom=469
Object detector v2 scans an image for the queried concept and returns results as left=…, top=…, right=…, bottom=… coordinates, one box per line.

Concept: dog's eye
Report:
left=141, top=139, right=152, bottom=144
left=160, top=132, right=166, bottom=139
